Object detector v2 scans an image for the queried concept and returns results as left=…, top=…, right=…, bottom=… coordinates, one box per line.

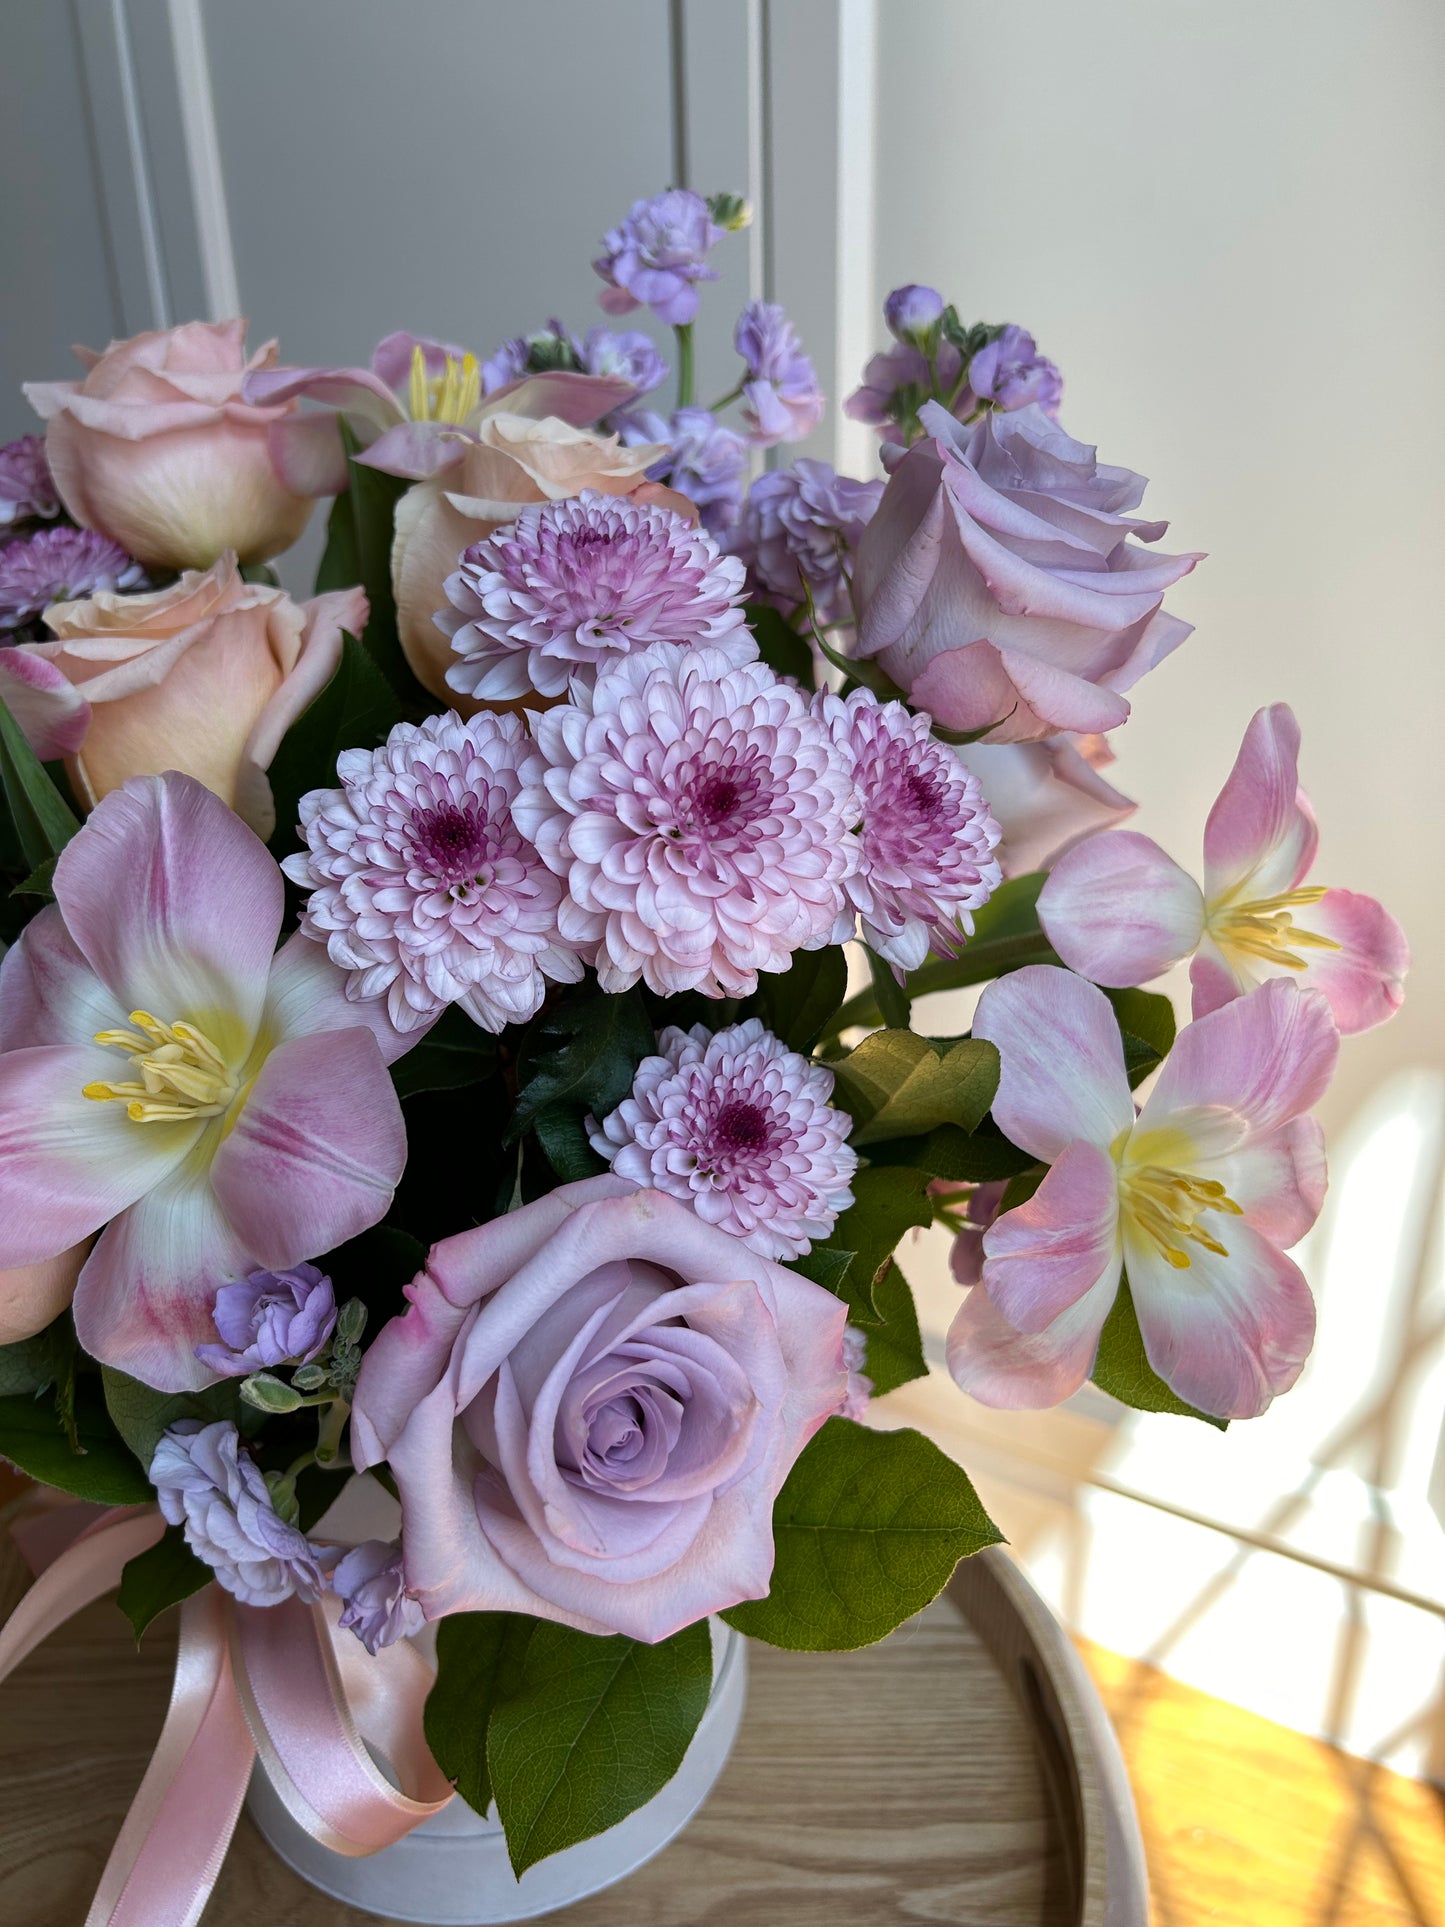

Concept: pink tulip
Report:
left=0, top=774, right=416, bottom=1392
left=946, top=967, right=1339, bottom=1420
left=0, top=554, right=366, bottom=841
left=24, top=321, right=314, bottom=570
left=1037, top=705, right=1409, bottom=1034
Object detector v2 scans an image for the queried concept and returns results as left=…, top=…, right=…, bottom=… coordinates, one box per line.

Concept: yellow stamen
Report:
left=1121, top=1163, right=1243, bottom=1270
left=1207, top=883, right=1340, bottom=973
left=407, top=345, right=480, bottom=424
left=83, top=1011, right=237, bottom=1125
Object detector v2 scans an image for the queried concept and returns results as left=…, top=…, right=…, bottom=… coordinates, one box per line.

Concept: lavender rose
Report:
left=194, top=1263, right=337, bottom=1377
left=334, top=1538, right=426, bottom=1653
left=852, top=400, right=1202, bottom=742
left=151, top=1419, right=331, bottom=1607
left=351, top=1177, right=848, bottom=1643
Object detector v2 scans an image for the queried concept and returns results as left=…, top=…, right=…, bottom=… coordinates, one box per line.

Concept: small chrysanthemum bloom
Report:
left=0, top=525, right=145, bottom=633
left=284, top=710, right=583, bottom=1033
left=438, top=489, right=751, bottom=702
left=0, top=433, right=61, bottom=528
left=516, top=643, right=859, bottom=997
left=947, top=967, right=1339, bottom=1421
left=821, top=689, right=1002, bottom=971
left=590, top=1019, right=858, bottom=1260
left=1038, top=704, right=1408, bottom=1034
left=0, top=773, right=413, bottom=1390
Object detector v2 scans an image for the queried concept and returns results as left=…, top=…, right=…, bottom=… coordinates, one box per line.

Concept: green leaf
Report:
left=100, top=1365, right=245, bottom=1473
left=787, top=1245, right=854, bottom=1294
left=425, top=1612, right=540, bottom=1818
left=315, top=421, right=417, bottom=702
left=748, top=605, right=815, bottom=686
left=881, top=1122, right=1039, bottom=1183
left=1103, top=986, right=1178, bottom=1089
left=1091, top=1278, right=1227, bottom=1428
left=866, top=948, right=912, bottom=1030
left=999, top=1165, right=1046, bottom=1211
left=390, top=1004, right=499, bottom=1100
left=533, top=1106, right=608, bottom=1183
left=266, top=631, right=401, bottom=856
left=318, top=1221, right=428, bottom=1332
left=861, top=1263, right=928, bottom=1397
left=116, top=1526, right=210, bottom=1641
left=510, top=985, right=655, bottom=1142
left=0, top=1380, right=151, bottom=1503
left=11, top=853, right=57, bottom=900
left=723, top=1419, right=1003, bottom=1650
left=829, top=1031, right=999, bottom=1146
left=0, top=694, right=80, bottom=873
left=744, top=946, right=847, bottom=1054
left=487, top=1619, right=713, bottom=1875
left=822, top=1165, right=933, bottom=1322
left=0, top=1313, right=72, bottom=1399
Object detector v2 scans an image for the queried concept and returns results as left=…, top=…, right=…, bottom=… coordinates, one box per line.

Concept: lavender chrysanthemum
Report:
left=439, top=489, right=752, bottom=702
left=334, top=1538, right=426, bottom=1654
left=151, top=1420, right=331, bottom=1608
left=731, top=459, right=884, bottom=627
left=0, top=434, right=60, bottom=527
left=283, top=709, right=583, bottom=1032
left=734, top=301, right=825, bottom=447
left=616, top=406, right=748, bottom=534
left=0, top=525, right=144, bottom=634
left=822, top=689, right=1002, bottom=971
left=594, top=189, right=723, bottom=327
left=590, top=1018, right=857, bottom=1260
left=517, top=642, right=860, bottom=998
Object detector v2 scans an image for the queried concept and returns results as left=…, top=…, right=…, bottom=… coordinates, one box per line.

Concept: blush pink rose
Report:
left=0, top=553, right=365, bottom=841
left=24, top=320, right=313, bottom=570
left=351, top=1177, right=848, bottom=1643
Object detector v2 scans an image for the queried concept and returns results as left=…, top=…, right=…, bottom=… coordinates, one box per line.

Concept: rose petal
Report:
left=0, top=1244, right=87, bottom=1346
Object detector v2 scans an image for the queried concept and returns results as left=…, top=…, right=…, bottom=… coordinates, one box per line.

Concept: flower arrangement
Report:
left=0, top=185, right=1407, bottom=1914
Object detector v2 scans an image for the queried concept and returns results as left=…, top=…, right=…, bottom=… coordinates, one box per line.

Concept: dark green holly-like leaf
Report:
left=390, top=1004, right=499, bottom=1100
left=723, top=1419, right=1003, bottom=1650
left=533, top=1105, right=609, bottom=1183
left=816, top=1166, right=933, bottom=1323
left=116, top=1525, right=210, bottom=1641
left=318, top=1222, right=428, bottom=1334
left=100, top=1366, right=249, bottom=1473
left=1091, top=1278, right=1227, bottom=1428
left=0, top=1380, right=151, bottom=1503
left=744, top=946, right=848, bottom=1055
left=266, top=632, right=401, bottom=856
left=861, top=1263, right=928, bottom=1397
left=0, top=694, right=80, bottom=874
left=510, top=986, right=655, bottom=1142
left=487, top=1618, right=713, bottom=1875
left=829, top=1031, right=999, bottom=1145
left=0, top=1312, right=73, bottom=1399
left=424, top=1611, right=539, bottom=1819
left=882, top=1121, right=1039, bottom=1183
left=748, top=605, right=815, bottom=686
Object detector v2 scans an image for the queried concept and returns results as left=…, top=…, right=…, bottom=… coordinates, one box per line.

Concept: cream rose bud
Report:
left=0, top=554, right=366, bottom=841
left=389, top=412, right=680, bottom=708
left=24, top=320, right=314, bottom=570
left=350, top=1177, right=849, bottom=1644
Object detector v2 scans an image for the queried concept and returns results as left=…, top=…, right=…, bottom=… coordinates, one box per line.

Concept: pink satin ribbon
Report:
left=0, top=1503, right=455, bottom=1927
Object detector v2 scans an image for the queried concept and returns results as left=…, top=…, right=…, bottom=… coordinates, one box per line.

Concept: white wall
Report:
left=871, top=0, right=1445, bottom=1142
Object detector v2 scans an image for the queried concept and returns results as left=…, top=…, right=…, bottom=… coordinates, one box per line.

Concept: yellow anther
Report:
left=1208, top=883, right=1340, bottom=973
left=407, top=346, right=481, bottom=425
left=1121, top=1163, right=1243, bottom=1270
left=83, top=1012, right=237, bottom=1125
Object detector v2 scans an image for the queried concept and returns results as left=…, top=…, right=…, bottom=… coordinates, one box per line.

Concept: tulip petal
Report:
left=1125, top=1222, right=1316, bottom=1420
left=946, top=1263, right=1120, bottom=1410
left=0, top=1044, right=195, bottom=1267
left=981, top=1139, right=1120, bottom=1334
left=209, top=1028, right=405, bottom=1266
left=1291, top=888, right=1409, bottom=1035
left=1189, top=942, right=1245, bottom=1019
left=357, top=421, right=472, bottom=481
left=1039, top=831, right=1205, bottom=985
left=71, top=1171, right=252, bottom=1392
left=262, top=932, right=421, bottom=1065
left=53, top=773, right=283, bottom=1055
left=1203, top=704, right=1317, bottom=901
left=240, top=363, right=403, bottom=429
left=1138, top=977, right=1339, bottom=1143
left=1220, top=1115, right=1328, bottom=1250
left=0, top=905, right=116, bottom=1051
left=0, top=647, right=91, bottom=759
left=973, top=965, right=1135, bottom=1162
left=0, top=1245, right=86, bottom=1346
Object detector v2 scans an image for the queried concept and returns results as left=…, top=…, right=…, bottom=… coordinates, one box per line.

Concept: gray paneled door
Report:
left=0, top=0, right=877, bottom=479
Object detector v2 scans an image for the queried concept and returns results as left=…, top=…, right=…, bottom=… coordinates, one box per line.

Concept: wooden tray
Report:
left=0, top=1539, right=1146, bottom=1926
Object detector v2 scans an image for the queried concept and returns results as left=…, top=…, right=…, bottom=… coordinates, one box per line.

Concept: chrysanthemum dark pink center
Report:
left=409, top=797, right=494, bottom=886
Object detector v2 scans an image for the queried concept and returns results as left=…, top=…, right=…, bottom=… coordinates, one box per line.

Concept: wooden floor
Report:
left=1079, top=1640, right=1445, bottom=1926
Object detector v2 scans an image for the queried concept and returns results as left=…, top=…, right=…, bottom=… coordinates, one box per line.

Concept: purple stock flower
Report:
left=883, top=285, right=946, bottom=346
left=580, top=326, right=668, bottom=397
left=968, top=326, right=1063, bottom=416
left=617, top=406, right=748, bottom=534
left=151, top=1419, right=332, bottom=1607
left=0, top=525, right=145, bottom=634
left=440, top=489, right=751, bottom=701
left=0, top=435, right=60, bottom=528
left=844, top=340, right=966, bottom=446
left=840, top=1326, right=873, bottom=1420
left=480, top=335, right=530, bottom=394
left=194, top=1264, right=337, bottom=1377
left=594, top=189, right=723, bottom=327
left=334, top=1538, right=426, bottom=1653
left=590, top=1018, right=858, bottom=1260
left=731, top=458, right=883, bottom=626
left=734, top=301, right=825, bottom=446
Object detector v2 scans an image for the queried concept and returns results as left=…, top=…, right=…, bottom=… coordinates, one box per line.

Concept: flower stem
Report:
left=705, top=382, right=743, bottom=413
left=315, top=1396, right=351, bottom=1468
left=868, top=948, right=913, bottom=1030
left=822, top=929, right=1060, bottom=1040
left=674, top=324, right=695, bottom=411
